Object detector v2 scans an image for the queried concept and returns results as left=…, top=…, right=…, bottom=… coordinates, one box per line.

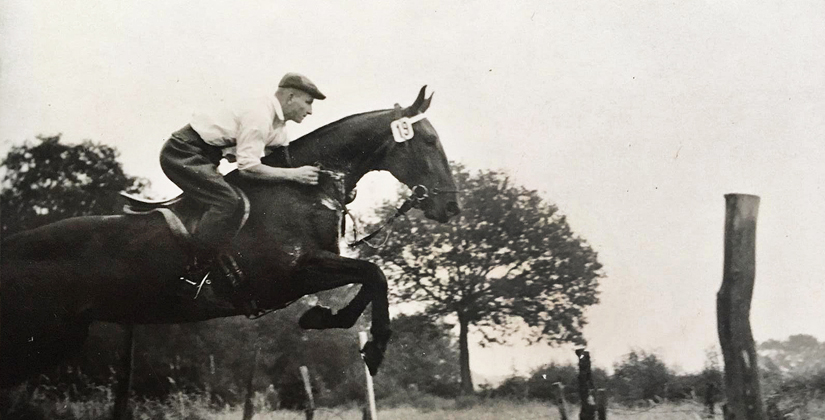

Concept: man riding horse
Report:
left=1, top=83, right=459, bottom=387
left=160, top=72, right=326, bottom=295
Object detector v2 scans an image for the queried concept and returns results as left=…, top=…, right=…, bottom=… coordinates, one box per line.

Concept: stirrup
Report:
left=181, top=272, right=212, bottom=300
left=178, top=255, right=213, bottom=299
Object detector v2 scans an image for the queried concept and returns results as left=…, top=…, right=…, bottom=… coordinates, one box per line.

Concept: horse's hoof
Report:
left=298, top=306, right=334, bottom=330
left=360, top=341, right=385, bottom=376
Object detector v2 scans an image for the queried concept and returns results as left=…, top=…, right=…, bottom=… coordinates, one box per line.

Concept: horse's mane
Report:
left=290, top=108, right=395, bottom=144
left=258, top=108, right=396, bottom=169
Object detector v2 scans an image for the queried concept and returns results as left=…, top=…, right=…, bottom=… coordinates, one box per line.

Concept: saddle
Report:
left=118, top=189, right=258, bottom=313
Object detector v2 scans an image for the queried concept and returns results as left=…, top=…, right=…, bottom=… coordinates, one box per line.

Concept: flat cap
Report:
left=278, top=72, right=326, bottom=100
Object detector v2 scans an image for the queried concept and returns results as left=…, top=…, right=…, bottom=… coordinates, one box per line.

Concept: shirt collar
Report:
left=272, top=95, right=285, bottom=122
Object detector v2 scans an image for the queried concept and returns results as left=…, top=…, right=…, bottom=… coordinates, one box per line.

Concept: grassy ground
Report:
left=6, top=389, right=825, bottom=420
left=227, top=401, right=721, bottom=420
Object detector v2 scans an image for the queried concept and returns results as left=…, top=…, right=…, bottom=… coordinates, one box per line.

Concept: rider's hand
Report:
left=291, top=166, right=320, bottom=185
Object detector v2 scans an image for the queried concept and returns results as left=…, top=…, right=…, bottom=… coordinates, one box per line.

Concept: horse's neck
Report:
left=285, top=113, right=392, bottom=190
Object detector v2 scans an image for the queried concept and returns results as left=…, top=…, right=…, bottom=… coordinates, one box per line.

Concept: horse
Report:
left=0, top=86, right=460, bottom=387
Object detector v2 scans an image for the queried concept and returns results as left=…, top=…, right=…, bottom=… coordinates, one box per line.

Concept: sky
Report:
left=2, top=0, right=824, bottom=382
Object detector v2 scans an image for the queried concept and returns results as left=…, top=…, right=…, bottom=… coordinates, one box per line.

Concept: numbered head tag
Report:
left=391, top=113, right=427, bottom=143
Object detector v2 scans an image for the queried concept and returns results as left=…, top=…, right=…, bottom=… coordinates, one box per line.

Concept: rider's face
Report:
left=283, top=91, right=314, bottom=123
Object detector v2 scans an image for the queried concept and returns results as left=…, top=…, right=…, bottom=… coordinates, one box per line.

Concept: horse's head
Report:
left=378, top=86, right=460, bottom=223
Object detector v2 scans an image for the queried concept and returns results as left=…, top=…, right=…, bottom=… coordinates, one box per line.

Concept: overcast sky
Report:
left=2, top=0, right=824, bottom=380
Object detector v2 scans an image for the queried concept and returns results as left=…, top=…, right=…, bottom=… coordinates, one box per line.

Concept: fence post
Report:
left=705, top=382, right=716, bottom=417
left=576, top=348, right=596, bottom=420
left=717, top=194, right=766, bottom=420
left=553, top=382, right=569, bottom=420
left=112, top=324, right=134, bottom=420
left=359, top=332, right=378, bottom=420
left=242, top=348, right=260, bottom=420
left=596, top=389, right=607, bottom=420
left=300, top=366, right=315, bottom=420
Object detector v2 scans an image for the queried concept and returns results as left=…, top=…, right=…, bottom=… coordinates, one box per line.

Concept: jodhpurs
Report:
left=159, top=125, right=241, bottom=250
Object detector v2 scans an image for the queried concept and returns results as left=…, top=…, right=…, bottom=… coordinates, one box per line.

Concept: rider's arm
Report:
left=239, top=164, right=319, bottom=184
left=233, top=98, right=319, bottom=185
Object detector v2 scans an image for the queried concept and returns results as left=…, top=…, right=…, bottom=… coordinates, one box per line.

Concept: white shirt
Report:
left=190, top=95, right=289, bottom=170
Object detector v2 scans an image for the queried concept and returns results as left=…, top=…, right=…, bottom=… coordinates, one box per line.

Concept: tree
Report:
left=374, top=314, right=460, bottom=398
left=360, top=164, right=604, bottom=394
left=610, top=350, right=674, bottom=403
left=522, top=362, right=608, bottom=403
left=0, top=134, right=148, bottom=400
left=758, top=334, right=825, bottom=403
left=759, top=335, right=825, bottom=377
left=1, top=134, right=148, bottom=235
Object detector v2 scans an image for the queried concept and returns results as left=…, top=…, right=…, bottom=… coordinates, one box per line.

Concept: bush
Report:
left=610, top=350, right=673, bottom=404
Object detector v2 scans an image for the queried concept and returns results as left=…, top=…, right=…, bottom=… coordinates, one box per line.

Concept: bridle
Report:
left=344, top=111, right=460, bottom=248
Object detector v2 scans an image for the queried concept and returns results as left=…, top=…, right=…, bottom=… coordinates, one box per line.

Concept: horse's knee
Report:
left=362, top=262, right=387, bottom=289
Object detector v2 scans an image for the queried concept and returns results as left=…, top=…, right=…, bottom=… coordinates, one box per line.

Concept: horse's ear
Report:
left=407, top=85, right=428, bottom=115
left=420, top=92, right=434, bottom=113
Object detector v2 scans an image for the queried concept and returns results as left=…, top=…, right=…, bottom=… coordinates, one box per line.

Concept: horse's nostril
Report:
left=446, top=201, right=461, bottom=216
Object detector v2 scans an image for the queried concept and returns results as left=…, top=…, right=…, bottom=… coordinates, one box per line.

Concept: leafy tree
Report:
left=374, top=314, right=460, bottom=398
left=522, top=362, right=608, bottom=403
left=0, top=134, right=153, bottom=392
left=759, top=334, right=825, bottom=377
left=610, top=350, right=673, bottom=403
left=1, top=134, right=148, bottom=235
left=758, top=334, right=825, bottom=405
left=360, top=164, right=604, bottom=394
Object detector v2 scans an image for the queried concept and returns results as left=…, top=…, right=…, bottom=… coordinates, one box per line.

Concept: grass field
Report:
left=7, top=387, right=825, bottom=420
left=9, top=392, right=726, bottom=420
left=233, top=402, right=721, bottom=420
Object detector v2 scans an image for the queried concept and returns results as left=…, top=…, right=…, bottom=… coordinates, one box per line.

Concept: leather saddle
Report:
left=119, top=188, right=251, bottom=246
left=118, top=189, right=257, bottom=311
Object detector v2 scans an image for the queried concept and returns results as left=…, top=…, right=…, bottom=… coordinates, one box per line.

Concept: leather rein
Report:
left=286, top=111, right=458, bottom=249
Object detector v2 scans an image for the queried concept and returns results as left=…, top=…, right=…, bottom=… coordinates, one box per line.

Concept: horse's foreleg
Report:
left=291, top=251, right=390, bottom=375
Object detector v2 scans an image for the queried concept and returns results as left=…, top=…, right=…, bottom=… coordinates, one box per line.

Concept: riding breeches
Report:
left=159, top=125, right=241, bottom=250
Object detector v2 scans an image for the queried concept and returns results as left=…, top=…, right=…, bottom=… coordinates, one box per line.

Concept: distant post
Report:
left=576, top=348, right=596, bottom=420
left=553, top=382, right=569, bottom=420
left=112, top=325, right=135, bottom=420
left=359, top=332, right=378, bottom=420
left=705, top=382, right=717, bottom=417
left=717, top=194, right=766, bottom=420
left=299, top=366, right=315, bottom=420
left=596, top=389, right=607, bottom=420
left=242, top=348, right=260, bottom=420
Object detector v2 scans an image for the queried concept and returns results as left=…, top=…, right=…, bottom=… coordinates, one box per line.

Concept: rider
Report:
left=159, top=72, right=325, bottom=279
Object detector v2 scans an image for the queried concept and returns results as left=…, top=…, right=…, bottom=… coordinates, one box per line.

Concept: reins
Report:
left=291, top=110, right=460, bottom=250
left=344, top=184, right=459, bottom=249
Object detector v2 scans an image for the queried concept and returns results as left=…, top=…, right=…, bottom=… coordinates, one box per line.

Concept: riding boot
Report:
left=209, top=249, right=260, bottom=317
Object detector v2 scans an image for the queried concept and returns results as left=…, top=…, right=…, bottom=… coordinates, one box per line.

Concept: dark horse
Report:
left=0, top=86, right=459, bottom=387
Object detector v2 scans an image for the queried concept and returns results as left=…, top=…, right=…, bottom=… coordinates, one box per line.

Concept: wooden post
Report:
left=575, top=348, right=596, bottom=420
left=359, top=332, right=378, bottom=420
left=300, top=366, right=315, bottom=420
left=242, top=348, right=260, bottom=420
left=596, top=389, right=607, bottom=420
left=553, top=382, right=569, bottom=420
left=112, top=325, right=134, bottom=420
left=705, top=382, right=717, bottom=417
left=717, top=194, right=766, bottom=420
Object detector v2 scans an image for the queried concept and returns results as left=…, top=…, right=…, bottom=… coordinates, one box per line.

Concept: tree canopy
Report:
left=360, top=163, right=604, bottom=393
left=1, top=134, right=148, bottom=235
